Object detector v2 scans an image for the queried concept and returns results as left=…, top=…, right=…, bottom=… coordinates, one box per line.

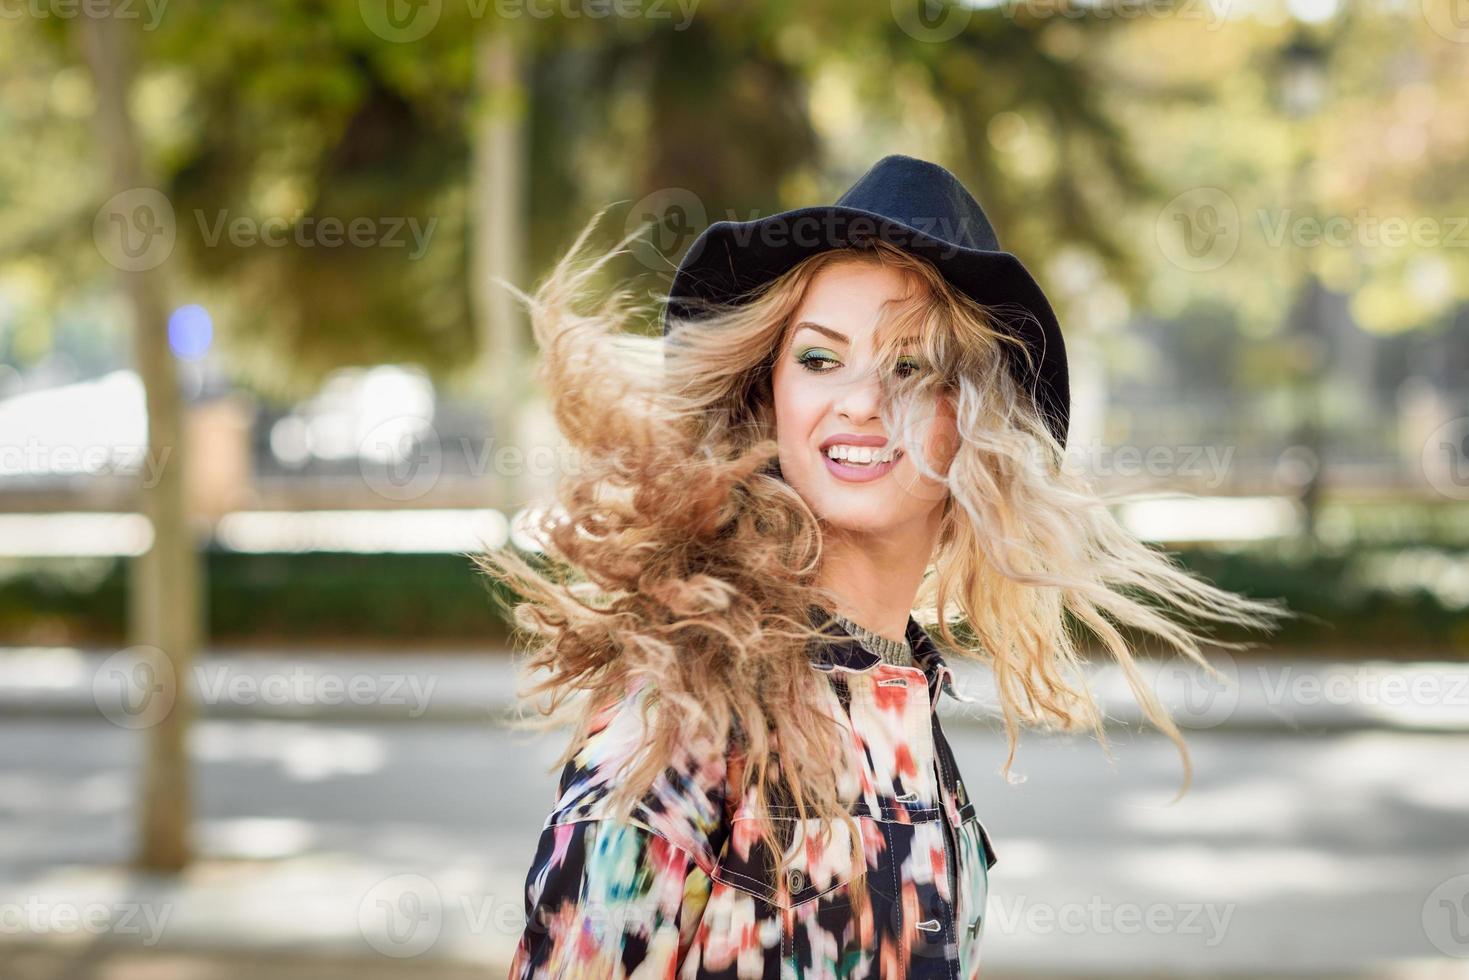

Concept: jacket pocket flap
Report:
left=712, top=812, right=861, bottom=908
left=957, top=801, right=998, bottom=871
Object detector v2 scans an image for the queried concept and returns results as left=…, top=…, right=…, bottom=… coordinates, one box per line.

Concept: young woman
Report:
left=482, top=155, right=1288, bottom=979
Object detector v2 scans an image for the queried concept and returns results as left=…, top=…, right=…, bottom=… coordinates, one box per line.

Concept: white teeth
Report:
left=824, top=444, right=900, bottom=465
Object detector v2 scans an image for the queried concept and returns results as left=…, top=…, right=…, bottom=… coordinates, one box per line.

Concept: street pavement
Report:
left=1, top=645, right=1467, bottom=978
left=3, top=644, right=1468, bottom=733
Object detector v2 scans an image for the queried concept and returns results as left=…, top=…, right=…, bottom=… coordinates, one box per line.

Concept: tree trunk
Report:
left=77, top=4, right=199, bottom=872
left=471, top=26, right=530, bottom=508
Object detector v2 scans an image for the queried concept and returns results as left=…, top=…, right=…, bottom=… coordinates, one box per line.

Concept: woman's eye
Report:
left=895, top=357, right=923, bottom=378
left=796, top=349, right=840, bottom=373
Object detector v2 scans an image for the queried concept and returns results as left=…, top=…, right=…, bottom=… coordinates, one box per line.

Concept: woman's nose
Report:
left=833, top=367, right=884, bottom=423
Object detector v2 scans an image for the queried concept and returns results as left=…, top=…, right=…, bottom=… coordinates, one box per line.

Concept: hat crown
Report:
left=834, top=154, right=1001, bottom=253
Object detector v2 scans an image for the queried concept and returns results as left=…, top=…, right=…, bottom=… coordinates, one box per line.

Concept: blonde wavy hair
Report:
left=478, top=207, right=1291, bottom=900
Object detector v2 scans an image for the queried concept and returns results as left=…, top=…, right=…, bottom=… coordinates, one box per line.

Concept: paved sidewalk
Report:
left=7, top=942, right=1456, bottom=980
left=6, top=942, right=499, bottom=980
left=1, top=645, right=1466, bottom=732
left=3, top=697, right=1464, bottom=978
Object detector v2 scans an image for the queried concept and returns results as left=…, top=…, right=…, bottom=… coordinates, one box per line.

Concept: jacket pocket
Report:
left=712, top=805, right=882, bottom=979
left=712, top=805, right=864, bottom=909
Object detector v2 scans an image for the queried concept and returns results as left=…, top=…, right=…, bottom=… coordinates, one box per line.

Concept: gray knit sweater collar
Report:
left=827, top=610, right=914, bottom=668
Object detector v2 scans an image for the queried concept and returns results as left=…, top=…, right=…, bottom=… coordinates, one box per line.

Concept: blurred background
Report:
left=3, top=0, right=1469, bottom=977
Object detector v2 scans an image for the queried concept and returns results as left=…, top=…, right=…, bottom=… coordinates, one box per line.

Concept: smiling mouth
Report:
left=822, top=448, right=904, bottom=467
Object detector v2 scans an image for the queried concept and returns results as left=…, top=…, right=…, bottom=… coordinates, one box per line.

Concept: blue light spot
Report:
left=168, top=305, right=213, bottom=360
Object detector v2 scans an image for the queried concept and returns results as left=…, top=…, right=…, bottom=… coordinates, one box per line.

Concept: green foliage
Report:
left=1171, top=541, right=1469, bottom=657
left=204, top=551, right=513, bottom=645
left=1, top=543, right=1466, bottom=656
left=0, top=557, right=127, bottom=644
left=3, top=0, right=1225, bottom=390
left=0, top=551, right=513, bottom=647
left=148, top=1, right=477, bottom=396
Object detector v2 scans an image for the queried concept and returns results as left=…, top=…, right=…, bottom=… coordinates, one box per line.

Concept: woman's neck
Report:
left=816, top=524, right=933, bottom=642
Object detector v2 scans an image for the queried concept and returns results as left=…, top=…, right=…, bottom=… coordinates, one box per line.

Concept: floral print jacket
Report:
left=508, top=611, right=999, bottom=980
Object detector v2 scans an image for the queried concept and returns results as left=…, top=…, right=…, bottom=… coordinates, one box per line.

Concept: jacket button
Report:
left=787, top=868, right=805, bottom=892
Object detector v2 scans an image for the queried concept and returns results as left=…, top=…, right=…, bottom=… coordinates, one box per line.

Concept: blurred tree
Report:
left=5, top=0, right=1232, bottom=393
left=148, top=0, right=477, bottom=396
left=6, top=2, right=1469, bottom=394
left=470, top=24, right=530, bottom=505
left=882, top=4, right=1161, bottom=295
left=75, top=4, right=199, bottom=873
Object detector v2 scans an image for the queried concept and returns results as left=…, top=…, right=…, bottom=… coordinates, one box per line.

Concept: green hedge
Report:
left=0, top=556, right=129, bottom=645
left=205, top=552, right=516, bottom=646
left=0, top=552, right=514, bottom=648
left=1, top=543, right=1466, bottom=655
left=1162, top=543, right=1469, bottom=655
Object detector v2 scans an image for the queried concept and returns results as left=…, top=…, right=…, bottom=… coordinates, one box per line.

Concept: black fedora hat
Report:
left=662, top=154, right=1070, bottom=447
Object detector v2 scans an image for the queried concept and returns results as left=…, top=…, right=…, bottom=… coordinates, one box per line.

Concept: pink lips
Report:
left=818, top=433, right=902, bottom=484
left=821, top=446, right=903, bottom=483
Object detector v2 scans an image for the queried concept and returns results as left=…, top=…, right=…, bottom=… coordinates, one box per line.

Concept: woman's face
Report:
left=770, top=259, right=959, bottom=538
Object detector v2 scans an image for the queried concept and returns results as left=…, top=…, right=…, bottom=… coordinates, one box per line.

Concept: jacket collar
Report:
left=807, top=605, right=971, bottom=704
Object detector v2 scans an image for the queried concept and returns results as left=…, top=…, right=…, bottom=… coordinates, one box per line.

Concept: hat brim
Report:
left=663, top=205, right=1069, bottom=447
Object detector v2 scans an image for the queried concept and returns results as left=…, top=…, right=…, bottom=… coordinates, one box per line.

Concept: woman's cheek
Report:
left=915, top=395, right=959, bottom=474
left=928, top=419, right=960, bottom=475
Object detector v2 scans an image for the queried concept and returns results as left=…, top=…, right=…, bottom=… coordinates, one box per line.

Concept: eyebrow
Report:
left=792, top=321, right=920, bottom=347
left=792, top=321, right=849, bottom=345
